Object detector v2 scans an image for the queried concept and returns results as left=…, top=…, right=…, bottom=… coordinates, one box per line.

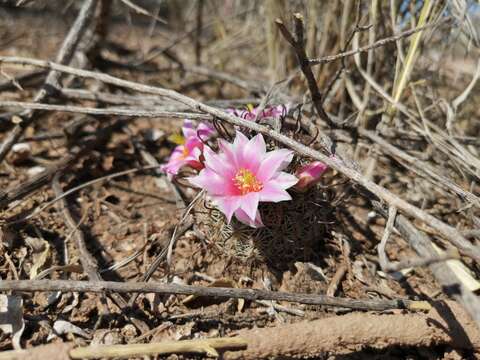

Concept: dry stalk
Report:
left=378, top=206, right=398, bottom=272
left=275, top=14, right=334, bottom=127
left=70, top=337, right=246, bottom=359
left=386, top=0, right=433, bottom=119
left=0, top=279, right=429, bottom=312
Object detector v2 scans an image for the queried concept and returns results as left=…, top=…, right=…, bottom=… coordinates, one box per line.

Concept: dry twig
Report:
left=275, top=14, right=334, bottom=127
left=0, top=279, right=428, bottom=312
left=308, top=17, right=450, bottom=65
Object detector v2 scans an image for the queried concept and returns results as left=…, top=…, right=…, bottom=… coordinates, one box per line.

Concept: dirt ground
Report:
left=0, top=2, right=480, bottom=359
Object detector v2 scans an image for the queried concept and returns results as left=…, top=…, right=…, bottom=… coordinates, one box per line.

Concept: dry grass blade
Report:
left=119, top=0, right=167, bottom=24
left=386, top=0, right=433, bottom=119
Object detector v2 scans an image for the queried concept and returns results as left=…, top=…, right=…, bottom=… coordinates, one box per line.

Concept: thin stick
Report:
left=70, top=337, right=246, bottom=359
left=0, top=70, right=46, bottom=92
left=52, top=176, right=102, bottom=282
left=308, top=17, right=450, bottom=65
left=0, top=101, right=208, bottom=120
left=378, top=206, right=397, bottom=272
left=0, top=120, right=124, bottom=211
left=0, top=279, right=429, bottom=312
left=384, top=250, right=460, bottom=272
left=275, top=14, right=335, bottom=127
left=1, top=55, right=478, bottom=262
left=360, top=128, right=480, bottom=208
left=326, top=264, right=347, bottom=297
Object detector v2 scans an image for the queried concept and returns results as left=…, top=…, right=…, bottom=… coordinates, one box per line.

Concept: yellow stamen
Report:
left=233, top=168, right=263, bottom=195
left=168, top=133, right=185, bottom=145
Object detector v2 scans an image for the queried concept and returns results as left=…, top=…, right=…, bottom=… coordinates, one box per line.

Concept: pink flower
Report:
left=294, top=161, right=328, bottom=191
left=182, top=120, right=215, bottom=140
left=188, top=131, right=298, bottom=228
left=228, top=104, right=289, bottom=121
left=162, top=120, right=215, bottom=177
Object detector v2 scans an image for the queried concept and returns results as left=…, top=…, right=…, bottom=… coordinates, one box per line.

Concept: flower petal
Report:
left=184, top=136, right=203, bottom=151
left=234, top=208, right=264, bottom=228
left=188, top=169, right=229, bottom=195
left=257, top=149, right=294, bottom=181
left=294, top=161, right=328, bottom=190
left=259, top=183, right=292, bottom=202
left=182, top=120, right=196, bottom=138
left=213, top=196, right=242, bottom=223
left=269, top=172, right=299, bottom=189
left=239, top=192, right=260, bottom=221
left=240, top=133, right=266, bottom=171
left=228, top=131, right=250, bottom=167
left=203, top=146, right=236, bottom=177
left=218, top=138, right=236, bottom=165
left=161, top=146, right=186, bottom=175
left=197, top=122, right=215, bottom=139
left=233, top=130, right=249, bottom=149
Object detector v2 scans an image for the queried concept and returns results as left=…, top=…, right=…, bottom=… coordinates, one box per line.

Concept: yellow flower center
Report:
left=233, top=168, right=263, bottom=195
left=182, top=146, right=189, bottom=158
left=168, top=133, right=185, bottom=145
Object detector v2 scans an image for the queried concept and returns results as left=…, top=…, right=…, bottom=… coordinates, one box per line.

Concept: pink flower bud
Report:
left=294, top=161, right=328, bottom=191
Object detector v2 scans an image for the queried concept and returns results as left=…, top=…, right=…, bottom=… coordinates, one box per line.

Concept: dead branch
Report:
left=73, top=337, right=245, bottom=359
left=0, top=279, right=428, bottom=312
left=275, top=14, right=334, bottom=127
left=0, top=100, right=207, bottom=120
left=378, top=206, right=397, bottom=271
left=2, top=302, right=479, bottom=360
left=0, top=69, right=46, bottom=92
left=6, top=165, right=164, bottom=225
left=0, top=55, right=478, bottom=263
left=0, top=146, right=83, bottom=210
left=52, top=176, right=102, bottom=282
left=383, top=250, right=460, bottom=273
left=51, top=171, right=150, bottom=333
